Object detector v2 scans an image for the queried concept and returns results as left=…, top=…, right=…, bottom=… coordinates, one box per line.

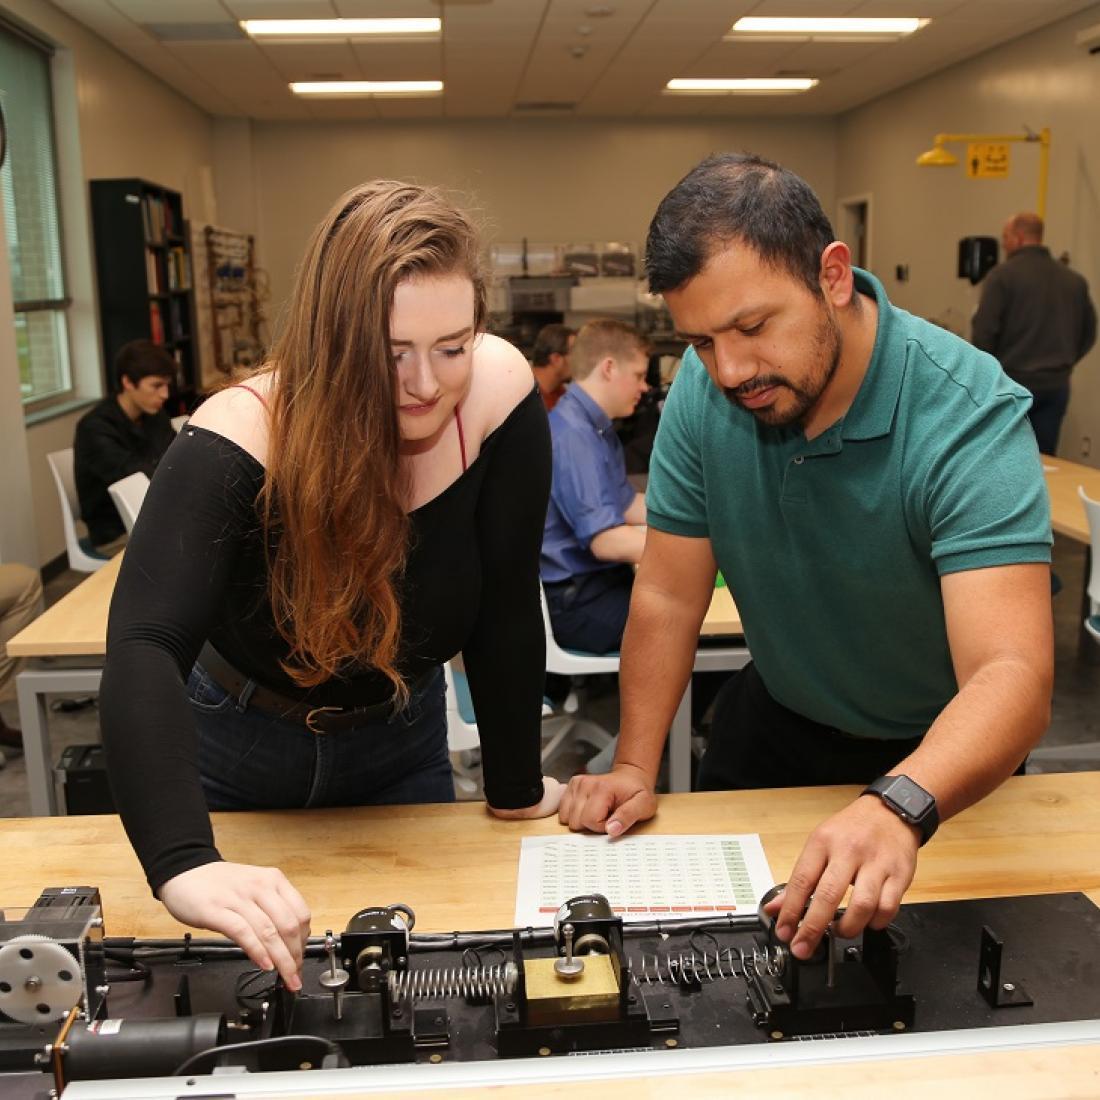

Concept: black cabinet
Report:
left=90, top=178, right=198, bottom=408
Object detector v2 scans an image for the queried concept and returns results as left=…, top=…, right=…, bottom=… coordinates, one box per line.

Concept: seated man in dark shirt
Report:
left=74, top=340, right=177, bottom=549
left=541, top=319, right=649, bottom=654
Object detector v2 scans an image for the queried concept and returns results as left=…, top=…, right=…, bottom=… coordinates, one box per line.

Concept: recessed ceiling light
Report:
left=290, top=80, right=444, bottom=97
left=727, top=17, right=928, bottom=42
left=665, top=77, right=818, bottom=95
left=243, top=18, right=441, bottom=39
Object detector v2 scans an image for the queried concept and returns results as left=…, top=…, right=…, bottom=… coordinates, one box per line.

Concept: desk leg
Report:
left=17, top=669, right=57, bottom=816
left=669, top=684, right=693, bottom=794
left=668, top=646, right=753, bottom=795
left=15, top=666, right=104, bottom=817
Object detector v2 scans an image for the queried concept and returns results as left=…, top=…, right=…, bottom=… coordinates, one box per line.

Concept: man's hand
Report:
left=558, top=764, right=658, bottom=837
left=158, top=862, right=311, bottom=991
left=764, top=796, right=920, bottom=959
left=488, top=776, right=565, bottom=820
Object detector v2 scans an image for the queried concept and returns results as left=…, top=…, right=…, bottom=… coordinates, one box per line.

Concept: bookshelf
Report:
left=89, top=179, right=199, bottom=409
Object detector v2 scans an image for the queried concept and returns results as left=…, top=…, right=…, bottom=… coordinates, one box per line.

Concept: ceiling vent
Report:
left=142, top=23, right=247, bottom=42
left=513, top=101, right=577, bottom=112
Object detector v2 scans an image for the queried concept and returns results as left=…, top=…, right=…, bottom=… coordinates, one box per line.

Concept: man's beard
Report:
left=724, top=307, right=843, bottom=428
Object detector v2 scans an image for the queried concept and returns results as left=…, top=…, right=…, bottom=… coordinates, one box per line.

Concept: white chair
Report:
left=444, top=661, right=481, bottom=795
left=1080, top=486, right=1100, bottom=645
left=46, top=449, right=110, bottom=573
left=539, top=583, right=617, bottom=765
left=1028, top=485, right=1100, bottom=772
left=107, top=472, right=151, bottom=534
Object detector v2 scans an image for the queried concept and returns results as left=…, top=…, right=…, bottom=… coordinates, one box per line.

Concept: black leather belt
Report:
left=196, top=642, right=432, bottom=734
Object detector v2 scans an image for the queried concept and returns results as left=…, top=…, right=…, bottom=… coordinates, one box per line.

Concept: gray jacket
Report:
left=971, top=245, right=1096, bottom=391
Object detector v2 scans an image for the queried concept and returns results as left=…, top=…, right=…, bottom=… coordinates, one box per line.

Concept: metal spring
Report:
left=386, top=962, right=518, bottom=1001
left=742, top=943, right=787, bottom=980
left=628, top=948, right=743, bottom=986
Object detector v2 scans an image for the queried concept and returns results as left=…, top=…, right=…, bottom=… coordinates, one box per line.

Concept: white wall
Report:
left=241, top=116, right=838, bottom=330
left=837, top=3, right=1100, bottom=466
left=0, top=0, right=214, bottom=566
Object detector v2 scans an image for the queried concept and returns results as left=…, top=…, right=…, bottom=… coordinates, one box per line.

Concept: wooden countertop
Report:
left=9, top=774, right=1100, bottom=1098
left=6, top=773, right=1098, bottom=940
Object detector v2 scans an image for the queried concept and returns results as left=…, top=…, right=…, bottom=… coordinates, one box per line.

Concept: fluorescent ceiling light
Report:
left=290, top=80, right=444, bottom=97
left=665, top=77, right=818, bottom=95
left=243, top=18, right=441, bottom=38
left=727, top=17, right=928, bottom=42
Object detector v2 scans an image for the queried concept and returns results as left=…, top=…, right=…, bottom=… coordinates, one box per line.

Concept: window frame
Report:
left=0, top=16, right=75, bottom=415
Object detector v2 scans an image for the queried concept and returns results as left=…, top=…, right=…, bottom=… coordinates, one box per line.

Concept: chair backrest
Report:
left=443, top=662, right=480, bottom=753
left=46, top=449, right=108, bottom=573
left=108, top=472, right=151, bottom=534
left=1079, top=485, right=1100, bottom=609
left=540, top=582, right=621, bottom=676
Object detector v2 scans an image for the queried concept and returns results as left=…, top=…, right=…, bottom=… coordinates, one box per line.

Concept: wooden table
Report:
left=9, top=774, right=1100, bottom=1098
left=1042, top=454, right=1100, bottom=543
left=700, top=581, right=740, bottom=636
left=1042, top=455, right=1100, bottom=659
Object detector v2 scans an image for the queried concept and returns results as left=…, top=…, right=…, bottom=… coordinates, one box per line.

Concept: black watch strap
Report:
left=861, top=774, right=939, bottom=846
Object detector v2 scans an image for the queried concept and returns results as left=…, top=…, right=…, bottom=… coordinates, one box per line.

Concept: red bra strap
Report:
left=228, top=383, right=269, bottom=410
left=455, top=406, right=468, bottom=472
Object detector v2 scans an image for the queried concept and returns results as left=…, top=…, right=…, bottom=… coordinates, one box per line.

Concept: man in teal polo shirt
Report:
left=559, top=153, right=1053, bottom=963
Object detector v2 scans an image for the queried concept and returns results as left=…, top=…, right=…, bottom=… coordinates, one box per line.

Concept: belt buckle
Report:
left=305, top=705, right=343, bottom=734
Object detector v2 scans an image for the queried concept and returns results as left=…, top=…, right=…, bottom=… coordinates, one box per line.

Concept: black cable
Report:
left=173, top=1035, right=341, bottom=1077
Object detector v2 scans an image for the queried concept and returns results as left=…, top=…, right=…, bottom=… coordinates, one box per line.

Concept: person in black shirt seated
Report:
left=73, top=340, right=177, bottom=549
left=101, top=181, right=562, bottom=991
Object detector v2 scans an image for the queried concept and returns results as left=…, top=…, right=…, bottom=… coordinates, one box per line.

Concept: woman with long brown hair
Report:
left=100, top=181, right=560, bottom=990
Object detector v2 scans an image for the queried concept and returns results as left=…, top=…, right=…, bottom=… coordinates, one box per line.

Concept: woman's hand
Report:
left=487, top=776, right=565, bottom=820
left=158, top=862, right=311, bottom=991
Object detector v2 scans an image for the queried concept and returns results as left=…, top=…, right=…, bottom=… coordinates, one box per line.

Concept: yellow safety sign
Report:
left=966, top=143, right=1011, bottom=179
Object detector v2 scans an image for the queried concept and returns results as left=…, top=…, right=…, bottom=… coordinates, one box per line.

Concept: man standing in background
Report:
left=530, top=323, right=575, bottom=412
left=972, top=212, right=1096, bottom=455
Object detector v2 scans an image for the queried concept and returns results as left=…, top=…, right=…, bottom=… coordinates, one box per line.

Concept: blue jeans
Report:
left=1027, top=384, right=1070, bottom=456
left=186, top=664, right=455, bottom=811
left=544, top=565, right=634, bottom=655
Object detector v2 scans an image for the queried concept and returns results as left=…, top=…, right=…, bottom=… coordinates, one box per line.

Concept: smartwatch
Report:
left=861, top=774, right=939, bottom=846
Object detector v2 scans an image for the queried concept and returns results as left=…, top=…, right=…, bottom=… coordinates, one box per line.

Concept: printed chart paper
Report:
left=515, top=834, right=774, bottom=926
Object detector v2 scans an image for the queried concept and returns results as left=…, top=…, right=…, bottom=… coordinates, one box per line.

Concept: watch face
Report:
left=886, top=777, right=933, bottom=818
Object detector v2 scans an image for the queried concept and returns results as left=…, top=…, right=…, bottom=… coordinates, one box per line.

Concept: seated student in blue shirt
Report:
left=541, top=319, right=650, bottom=654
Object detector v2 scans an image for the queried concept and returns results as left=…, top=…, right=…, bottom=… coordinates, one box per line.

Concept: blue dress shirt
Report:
left=541, top=384, right=637, bottom=584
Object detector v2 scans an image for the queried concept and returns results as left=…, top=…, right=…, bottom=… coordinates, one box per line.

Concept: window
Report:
left=0, top=20, right=71, bottom=408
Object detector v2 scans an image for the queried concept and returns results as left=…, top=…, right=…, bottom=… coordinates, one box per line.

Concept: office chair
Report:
left=1028, top=485, right=1100, bottom=772
left=1080, top=486, right=1100, bottom=645
left=46, top=449, right=109, bottom=573
left=539, top=584, right=616, bottom=765
left=107, top=472, right=151, bottom=534
left=443, top=661, right=481, bottom=795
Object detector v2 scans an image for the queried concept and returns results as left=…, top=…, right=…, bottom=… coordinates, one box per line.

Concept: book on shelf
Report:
left=149, top=301, right=165, bottom=345
left=166, top=246, right=191, bottom=290
left=141, top=193, right=178, bottom=245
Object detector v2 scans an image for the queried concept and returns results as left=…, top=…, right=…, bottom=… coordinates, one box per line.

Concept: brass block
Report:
left=524, top=955, right=621, bottom=1027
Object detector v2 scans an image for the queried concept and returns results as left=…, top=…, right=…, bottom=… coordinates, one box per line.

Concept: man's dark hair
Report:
left=645, top=152, right=835, bottom=296
left=531, top=323, right=575, bottom=366
left=115, top=340, right=176, bottom=390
